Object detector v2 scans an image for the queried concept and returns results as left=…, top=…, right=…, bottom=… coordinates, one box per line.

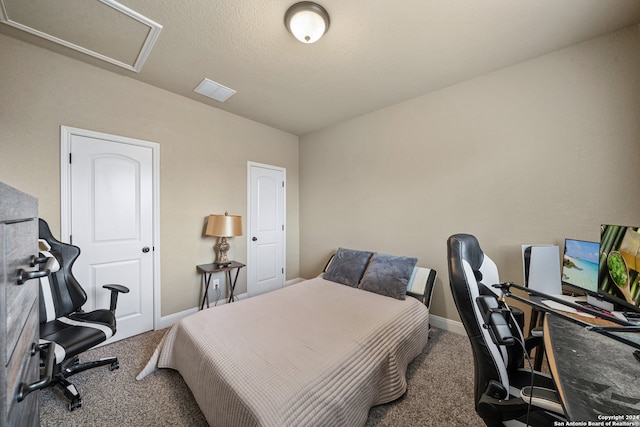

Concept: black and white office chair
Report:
left=38, top=219, right=129, bottom=410
left=447, top=233, right=565, bottom=426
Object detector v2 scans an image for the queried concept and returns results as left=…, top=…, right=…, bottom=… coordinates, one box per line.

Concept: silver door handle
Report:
left=142, top=247, right=150, bottom=253
left=16, top=268, right=49, bottom=285
left=252, top=237, right=257, bottom=241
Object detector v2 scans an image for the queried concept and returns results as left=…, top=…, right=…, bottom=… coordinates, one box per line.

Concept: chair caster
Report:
left=68, top=398, right=82, bottom=411
left=110, top=360, right=119, bottom=371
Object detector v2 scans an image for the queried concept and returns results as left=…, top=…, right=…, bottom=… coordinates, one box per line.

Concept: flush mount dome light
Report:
left=285, top=2, right=330, bottom=44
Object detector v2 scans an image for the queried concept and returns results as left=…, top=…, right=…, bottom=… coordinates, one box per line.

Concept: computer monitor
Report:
left=561, top=238, right=600, bottom=294
left=562, top=236, right=638, bottom=312
left=598, top=224, right=640, bottom=311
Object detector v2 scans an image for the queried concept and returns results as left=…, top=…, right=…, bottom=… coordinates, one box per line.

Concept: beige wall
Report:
left=299, top=25, right=640, bottom=322
left=2, top=24, right=639, bottom=325
left=0, top=34, right=300, bottom=316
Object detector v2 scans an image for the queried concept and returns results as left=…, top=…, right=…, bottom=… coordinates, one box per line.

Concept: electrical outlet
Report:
left=213, top=279, right=220, bottom=289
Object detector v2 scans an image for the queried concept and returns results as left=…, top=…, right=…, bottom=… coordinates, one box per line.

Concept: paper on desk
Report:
left=541, top=300, right=595, bottom=318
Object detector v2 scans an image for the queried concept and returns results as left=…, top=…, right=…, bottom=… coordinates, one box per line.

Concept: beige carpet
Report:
left=40, top=327, right=483, bottom=426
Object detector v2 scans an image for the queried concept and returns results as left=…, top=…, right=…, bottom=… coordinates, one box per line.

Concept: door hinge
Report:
left=282, top=224, right=284, bottom=231
left=282, top=268, right=284, bottom=274
left=69, top=153, right=72, bottom=164
left=282, top=181, right=284, bottom=187
left=69, top=235, right=72, bottom=244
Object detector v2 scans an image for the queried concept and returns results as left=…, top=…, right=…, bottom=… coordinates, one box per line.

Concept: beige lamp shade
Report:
left=205, top=213, right=243, bottom=237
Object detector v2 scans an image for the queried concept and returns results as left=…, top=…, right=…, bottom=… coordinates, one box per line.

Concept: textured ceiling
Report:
left=2, top=0, right=640, bottom=136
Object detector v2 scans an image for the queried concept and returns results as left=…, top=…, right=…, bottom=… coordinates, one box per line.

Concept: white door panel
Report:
left=64, top=129, right=156, bottom=342
left=257, top=243, right=277, bottom=282
left=248, top=163, right=285, bottom=297
left=93, top=156, right=139, bottom=240
left=91, top=259, right=141, bottom=319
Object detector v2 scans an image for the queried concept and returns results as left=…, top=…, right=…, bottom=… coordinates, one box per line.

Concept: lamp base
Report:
left=215, top=237, right=231, bottom=267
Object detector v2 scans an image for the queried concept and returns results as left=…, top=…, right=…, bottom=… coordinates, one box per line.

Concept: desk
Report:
left=543, top=315, right=640, bottom=421
left=197, top=261, right=245, bottom=309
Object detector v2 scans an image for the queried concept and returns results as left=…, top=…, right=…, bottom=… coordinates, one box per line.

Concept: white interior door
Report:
left=247, top=162, right=285, bottom=297
left=61, top=126, right=157, bottom=342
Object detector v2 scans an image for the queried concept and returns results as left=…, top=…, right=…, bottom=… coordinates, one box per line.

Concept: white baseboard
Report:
left=156, top=281, right=309, bottom=330
left=157, top=285, right=467, bottom=337
left=156, top=291, right=249, bottom=329
left=430, top=314, right=466, bottom=335
left=156, top=307, right=197, bottom=329
left=285, top=277, right=305, bottom=286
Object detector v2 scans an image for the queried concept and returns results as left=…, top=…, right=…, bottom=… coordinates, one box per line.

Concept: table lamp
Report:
left=205, top=212, right=243, bottom=266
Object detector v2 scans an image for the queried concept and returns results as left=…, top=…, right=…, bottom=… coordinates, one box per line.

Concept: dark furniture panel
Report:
left=5, top=220, right=39, bottom=362
left=1, top=182, right=39, bottom=427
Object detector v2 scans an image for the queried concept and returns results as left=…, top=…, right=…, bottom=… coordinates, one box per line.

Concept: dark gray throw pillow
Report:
left=323, top=247, right=373, bottom=287
left=358, top=253, right=418, bottom=300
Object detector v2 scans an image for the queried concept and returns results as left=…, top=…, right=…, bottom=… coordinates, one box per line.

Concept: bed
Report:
left=137, top=249, right=437, bottom=427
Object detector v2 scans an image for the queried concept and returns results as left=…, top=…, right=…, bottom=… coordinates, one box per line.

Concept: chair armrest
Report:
left=103, top=284, right=129, bottom=293
left=520, top=386, right=564, bottom=414
left=479, top=380, right=565, bottom=423
left=524, top=335, right=543, bottom=354
left=478, top=381, right=530, bottom=423
left=102, top=284, right=130, bottom=312
left=530, top=326, right=544, bottom=337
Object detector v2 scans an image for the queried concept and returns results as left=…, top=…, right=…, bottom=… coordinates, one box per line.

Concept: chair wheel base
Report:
left=68, top=398, right=82, bottom=412
left=49, top=356, right=120, bottom=410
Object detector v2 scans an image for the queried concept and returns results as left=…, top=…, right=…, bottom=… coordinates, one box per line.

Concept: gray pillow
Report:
left=358, top=253, right=418, bottom=300
left=323, top=248, right=373, bottom=287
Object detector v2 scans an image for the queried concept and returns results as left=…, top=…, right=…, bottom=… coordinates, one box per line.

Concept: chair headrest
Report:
left=448, top=234, right=485, bottom=274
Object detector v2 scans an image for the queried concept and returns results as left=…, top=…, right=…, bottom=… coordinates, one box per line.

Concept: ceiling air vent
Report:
left=193, top=78, right=236, bottom=103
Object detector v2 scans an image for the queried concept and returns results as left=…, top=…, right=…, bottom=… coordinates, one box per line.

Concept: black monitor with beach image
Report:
left=562, top=238, right=600, bottom=294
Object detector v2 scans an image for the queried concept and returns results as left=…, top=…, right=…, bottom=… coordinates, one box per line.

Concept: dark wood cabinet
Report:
left=1, top=183, right=40, bottom=427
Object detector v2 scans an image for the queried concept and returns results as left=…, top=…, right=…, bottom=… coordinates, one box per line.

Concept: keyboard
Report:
left=574, top=301, right=614, bottom=317
left=623, top=311, right=640, bottom=323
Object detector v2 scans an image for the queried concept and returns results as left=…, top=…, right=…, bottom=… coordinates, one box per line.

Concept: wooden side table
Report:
left=197, top=261, right=245, bottom=309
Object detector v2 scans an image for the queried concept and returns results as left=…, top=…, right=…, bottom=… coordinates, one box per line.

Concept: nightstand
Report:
left=197, top=261, right=245, bottom=309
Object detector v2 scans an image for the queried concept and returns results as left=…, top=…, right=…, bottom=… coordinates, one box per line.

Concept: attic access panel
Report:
left=0, top=0, right=162, bottom=73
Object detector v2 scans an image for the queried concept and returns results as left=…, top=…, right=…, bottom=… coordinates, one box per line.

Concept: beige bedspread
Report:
left=138, top=277, right=429, bottom=426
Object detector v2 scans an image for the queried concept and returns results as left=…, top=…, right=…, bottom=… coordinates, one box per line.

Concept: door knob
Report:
left=252, top=237, right=258, bottom=241
left=142, top=246, right=150, bottom=253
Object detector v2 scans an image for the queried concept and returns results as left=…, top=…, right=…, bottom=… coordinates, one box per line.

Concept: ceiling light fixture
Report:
left=284, top=2, right=330, bottom=44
